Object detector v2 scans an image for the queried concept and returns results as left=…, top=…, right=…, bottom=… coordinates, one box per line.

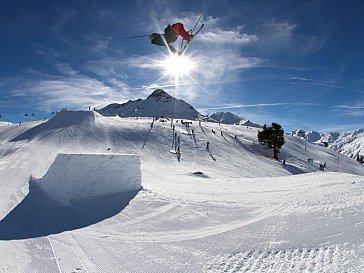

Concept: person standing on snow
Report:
left=176, top=146, right=181, bottom=162
left=150, top=23, right=193, bottom=53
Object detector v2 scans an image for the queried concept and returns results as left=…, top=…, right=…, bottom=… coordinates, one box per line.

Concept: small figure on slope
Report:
left=176, top=147, right=181, bottom=162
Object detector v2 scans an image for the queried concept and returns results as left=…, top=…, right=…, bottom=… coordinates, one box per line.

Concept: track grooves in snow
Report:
left=48, top=236, right=88, bottom=273
left=81, top=200, right=292, bottom=243
left=204, top=246, right=363, bottom=272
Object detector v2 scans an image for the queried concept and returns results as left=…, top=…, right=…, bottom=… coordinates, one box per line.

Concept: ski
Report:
left=123, top=34, right=150, bottom=40
left=179, top=23, right=204, bottom=55
left=192, top=13, right=203, bottom=33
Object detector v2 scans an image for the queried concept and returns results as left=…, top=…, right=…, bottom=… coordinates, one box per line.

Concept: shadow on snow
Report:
left=0, top=179, right=139, bottom=240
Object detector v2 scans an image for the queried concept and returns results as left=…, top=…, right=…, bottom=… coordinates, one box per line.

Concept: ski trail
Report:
left=111, top=202, right=178, bottom=228
left=96, top=183, right=317, bottom=243
left=141, top=123, right=153, bottom=150
left=83, top=200, right=292, bottom=243
left=67, top=233, right=133, bottom=272
left=48, top=236, right=88, bottom=273
left=48, top=237, right=63, bottom=273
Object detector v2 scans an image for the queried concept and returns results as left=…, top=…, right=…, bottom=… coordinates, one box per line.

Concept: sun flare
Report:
left=161, top=54, right=196, bottom=77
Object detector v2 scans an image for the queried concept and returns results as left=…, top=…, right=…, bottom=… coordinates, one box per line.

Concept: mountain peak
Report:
left=148, top=89, right=170, bottom=99
left=208, top=112, right=243, bottom=124
left=99, top=89, right=200, bottom=119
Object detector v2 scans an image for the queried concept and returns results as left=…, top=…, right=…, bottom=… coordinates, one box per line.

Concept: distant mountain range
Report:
left=295, top=129, right=364, bottom=158
left=99, top=89, right=261, bottom=127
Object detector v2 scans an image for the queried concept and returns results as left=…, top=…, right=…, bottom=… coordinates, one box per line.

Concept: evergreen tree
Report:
left=257, top=122, right=285, bottom=160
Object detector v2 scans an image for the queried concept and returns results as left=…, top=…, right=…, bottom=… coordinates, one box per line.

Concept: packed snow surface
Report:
left=0, top=110, right=363, bottom=272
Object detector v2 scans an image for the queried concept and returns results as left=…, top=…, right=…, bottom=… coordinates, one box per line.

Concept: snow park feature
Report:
left=35, top=153, right=142, bottom=205
left=0, top=153, right=141, bottom=240
left=0, top=98, right=364, bottom=271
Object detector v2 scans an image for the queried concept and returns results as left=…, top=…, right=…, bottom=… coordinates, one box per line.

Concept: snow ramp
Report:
left=36, top=153, right=142, bottom=205
left=11, top=110, right=99, bottom=141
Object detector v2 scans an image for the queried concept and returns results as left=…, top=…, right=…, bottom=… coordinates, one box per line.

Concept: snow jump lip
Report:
left=0, top=153, right=142, bottom=240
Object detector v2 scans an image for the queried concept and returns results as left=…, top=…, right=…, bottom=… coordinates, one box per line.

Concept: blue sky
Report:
left=1, top=0, right=363, bottom=132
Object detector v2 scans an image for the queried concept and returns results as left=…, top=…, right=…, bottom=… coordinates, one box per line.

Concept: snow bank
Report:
left=36, top=153, right=142, bottom=205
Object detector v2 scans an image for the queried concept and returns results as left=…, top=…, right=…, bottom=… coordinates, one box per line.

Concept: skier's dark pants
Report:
left=150, top=28, right=178, bottom=53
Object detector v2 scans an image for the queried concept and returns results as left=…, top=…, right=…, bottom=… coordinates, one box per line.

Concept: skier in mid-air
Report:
left=149, top=22, right=193, bottom=54
left=124, top=15, right=204, bottom=54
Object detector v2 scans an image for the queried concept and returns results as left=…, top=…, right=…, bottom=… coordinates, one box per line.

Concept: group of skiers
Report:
left=169, top=118, right=233, bottom=163
left=319, top=162, right=326, bottom=171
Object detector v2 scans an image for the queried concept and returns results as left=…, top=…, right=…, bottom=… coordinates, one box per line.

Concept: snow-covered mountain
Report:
left=239, top=119, right=262, bottom=128
left=304, top=130, right=321, bottom=142
left=99, top=89, right=201, bottom=120
left=306, top=128, right=364, bottom=158
left=208, top=112, right=243, bottom=124
left=98, top=90, right=263, bottom=128
left=1, top=110, right=364, bottom=272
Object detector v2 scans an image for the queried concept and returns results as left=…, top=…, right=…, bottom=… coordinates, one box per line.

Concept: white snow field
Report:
left=0, top=110, right=363, bottom=272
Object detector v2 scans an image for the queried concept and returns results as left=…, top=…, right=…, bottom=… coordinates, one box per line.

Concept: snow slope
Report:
left=0, top=110, right=363, bottom=272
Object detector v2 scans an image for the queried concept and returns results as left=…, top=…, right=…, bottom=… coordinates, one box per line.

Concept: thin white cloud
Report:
left=333, top=105, right=364, bottom=109
left=289, top=77, right=316, bottom=83
left=200, top=102, right=321, bottom=111
left=332, top=104, right=364, bottom=118
left=259, top=20, right=296, bottom=49
left=289, top=77, right=345, bottom=88
left=198, top=28, right=258, bottom=45
left=256, top=19, right=327, bottom=54
left=298, top=35, right=327, bottom=53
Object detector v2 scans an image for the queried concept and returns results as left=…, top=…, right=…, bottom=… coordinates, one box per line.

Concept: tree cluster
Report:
left=257, top=122, right=285, bottom=160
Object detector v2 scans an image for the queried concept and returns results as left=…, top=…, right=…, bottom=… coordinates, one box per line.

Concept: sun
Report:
left=160, top=54, right=196, bottom=77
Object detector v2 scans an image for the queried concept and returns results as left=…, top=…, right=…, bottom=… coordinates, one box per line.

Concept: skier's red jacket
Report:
left=169, top=23, right=191, bottom=42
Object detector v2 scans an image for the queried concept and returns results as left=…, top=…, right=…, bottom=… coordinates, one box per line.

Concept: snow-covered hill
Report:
left=0, top=110, right=363, bottom=272
left=99, top=89, right=201, bottom=120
